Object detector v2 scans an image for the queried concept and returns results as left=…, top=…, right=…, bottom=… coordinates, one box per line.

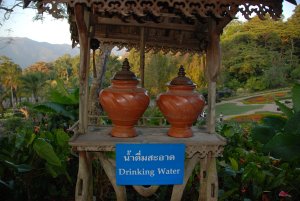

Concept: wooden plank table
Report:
left=70, top=126, right=226, bottom=201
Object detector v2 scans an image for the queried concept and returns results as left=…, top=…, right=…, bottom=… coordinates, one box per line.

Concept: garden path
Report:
left=215, top=92, right=287, bottom=120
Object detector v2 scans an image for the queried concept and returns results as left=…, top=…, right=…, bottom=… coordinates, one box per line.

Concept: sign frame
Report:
left=116, top=143, right=185, bottom=185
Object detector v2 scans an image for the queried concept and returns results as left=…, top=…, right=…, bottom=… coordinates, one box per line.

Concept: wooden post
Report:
left=76, top=151, right=93, bottom=201
left=199, top=153, right=218, bottom=201
left=171, top=153, right=200, bottom=201
left=206, top=18, right=221, bottom=134
left=140, top=27, right=145, bottom=87
left=199, top=156, right=208, bottom=201
left=97, top=153, right=127, bottom=201
left=75, top=4, right=90, bottom=134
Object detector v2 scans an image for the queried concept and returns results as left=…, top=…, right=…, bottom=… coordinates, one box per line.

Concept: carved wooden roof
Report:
left=31, top=0, right=296, bottom=53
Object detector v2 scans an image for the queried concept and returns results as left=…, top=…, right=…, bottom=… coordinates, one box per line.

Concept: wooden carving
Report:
left=35, top=0, right=284, bottom=53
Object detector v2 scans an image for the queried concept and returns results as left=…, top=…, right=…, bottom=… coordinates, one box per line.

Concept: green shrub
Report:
left=217, top=122, right=300, bottom=200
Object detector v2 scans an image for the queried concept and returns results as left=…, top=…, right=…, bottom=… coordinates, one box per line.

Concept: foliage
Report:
left=142, top=106, right=166, bottom=125
left=0, top=116, right=76, bottom=201
left=251, top=83, right=300, bottom=162
left=217, top=122, right=300, bottom=200
left=221, top=7, right=300, bottom=92
left=50, top=54, right=79, bottom=85
left=127, top=49, right=142, bottom=77
left=217, top=83, right=300, bottom=200
left=0, top=84, right=9, bottom=115
left=0, top=0, right=68, bottom=23
left=127, top=49, right=206, bottom=97
left=245, top=77, right=267, bottom=92
left=0, top=56, right=22, bottom=107
left=33, top=79, right=79, bottom=128
left=145, top=52, right=178, bottom=96
left=24, top=62, right=52, bottom=74
left=102, top=55, right=122, bottom=88
left=19, top=72, right=48, bottom=103
left=0, top=70, right=80, bottom=200
left=0, top=54, right=80, bottom=112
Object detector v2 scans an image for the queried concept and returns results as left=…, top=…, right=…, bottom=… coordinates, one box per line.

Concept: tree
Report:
left=285, top=5, right=300, bottom=80
left=24, top=61, right=52, bottom=73
left=127, top=49, right=141, bottom=77
left=20, top=71, right=48, bottom=103
left=222, top=33, right=272, bottom=85
left=220, top=12, right=300, bottom=91
left=0, top=0, right=67, bottom=25
left=183, top=54, right=206, bottom=89
left=285, top=5, right=300, bottom=40
left=0, top=0, right=23, bottom=27
left=0, top=84, right=8, bottom=115
left=103, top=55, right=122, bottom=88
left=52, top=54, right=73, bottom=81
left=145, top=52, right=178, bottom=96
left=0, top=56, right=22, bottom=107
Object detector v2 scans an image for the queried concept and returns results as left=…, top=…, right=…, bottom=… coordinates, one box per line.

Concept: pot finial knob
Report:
left=113, top=58, right=137, bottom=80
left=170, top=65, right=194, bottom=86
left=178, top=65, right=186, bottom=77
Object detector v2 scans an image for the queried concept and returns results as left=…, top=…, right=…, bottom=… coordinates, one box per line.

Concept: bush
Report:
left=217, top=122, right=300, bottom=201
left=245, top=77, right=267, bottom=92
left=0, top=111, right=77, bottom=201
left=218, top=84, right=300, bottom=200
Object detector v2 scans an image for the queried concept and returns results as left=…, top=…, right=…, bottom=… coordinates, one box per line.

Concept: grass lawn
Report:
left=215, top=103, right=264, bottom=116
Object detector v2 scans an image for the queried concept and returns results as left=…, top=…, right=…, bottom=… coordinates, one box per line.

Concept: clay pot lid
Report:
left=170, top=65, right=194, bottom=86
left=113, top=58, right=137, bottom=80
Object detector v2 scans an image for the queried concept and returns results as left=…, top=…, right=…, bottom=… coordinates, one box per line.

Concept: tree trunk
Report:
left=14, top=89, right=18, bottom=105
left=290, top=38, right=294, bottom=66
left=0, top=97, right=5, bottom=116
left=10, top=86, right=14, bottom=108
left=88, top=45, right=112, bottom=125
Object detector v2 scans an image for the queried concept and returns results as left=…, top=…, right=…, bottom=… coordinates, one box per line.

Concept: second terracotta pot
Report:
left=157, top=66, right=205, bottom=137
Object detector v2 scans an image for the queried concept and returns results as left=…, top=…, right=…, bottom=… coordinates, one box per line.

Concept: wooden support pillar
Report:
left=206, top=18, right=221, bottom=134
left=171, top=153, right=200, bottom=201
left=199, top=153, right=218, bottom=201
left=207, top=81, right=217, bottom=133
left=75, top=3, right=91, bottom=134
left=76, top=151, right=93, bottom=201
left=199, top=156, right=208, bottom=201
left=140, top=27, right=145, bottom=87
left=97, top=153, right=127, bottom=201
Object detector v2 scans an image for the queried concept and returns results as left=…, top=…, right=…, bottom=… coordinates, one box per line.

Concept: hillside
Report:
left=0, top=37, right=79, bottom=68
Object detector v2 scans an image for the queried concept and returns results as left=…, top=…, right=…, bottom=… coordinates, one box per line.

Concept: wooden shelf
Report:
left=69, top=126, right=226, bottom=154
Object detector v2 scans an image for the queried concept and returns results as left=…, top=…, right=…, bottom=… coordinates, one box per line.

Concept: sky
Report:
left=0, top=1, right=298, bottom=45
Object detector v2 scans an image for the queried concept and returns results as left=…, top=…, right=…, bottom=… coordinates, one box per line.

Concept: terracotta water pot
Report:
left=99, top=58, right=150, bottom=137
left=157, top=66, right=205, bottom=138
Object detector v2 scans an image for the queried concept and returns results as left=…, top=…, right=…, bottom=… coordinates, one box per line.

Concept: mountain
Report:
left=0, top=37, right=79, bottom=68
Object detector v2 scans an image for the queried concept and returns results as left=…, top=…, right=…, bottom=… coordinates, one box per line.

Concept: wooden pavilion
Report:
left=25, top=0, right=297, bottom=200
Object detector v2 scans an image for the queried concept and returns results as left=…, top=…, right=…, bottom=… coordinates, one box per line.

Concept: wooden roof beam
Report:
left=96, top=34, right=201, bottom=45
left=97, top=38, right=202, bottom=50
left=97, top=17, right=196, bottom=31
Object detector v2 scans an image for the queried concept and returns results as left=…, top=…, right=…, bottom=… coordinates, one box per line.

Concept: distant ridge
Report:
left=0, top=37, right=79, bottom=68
